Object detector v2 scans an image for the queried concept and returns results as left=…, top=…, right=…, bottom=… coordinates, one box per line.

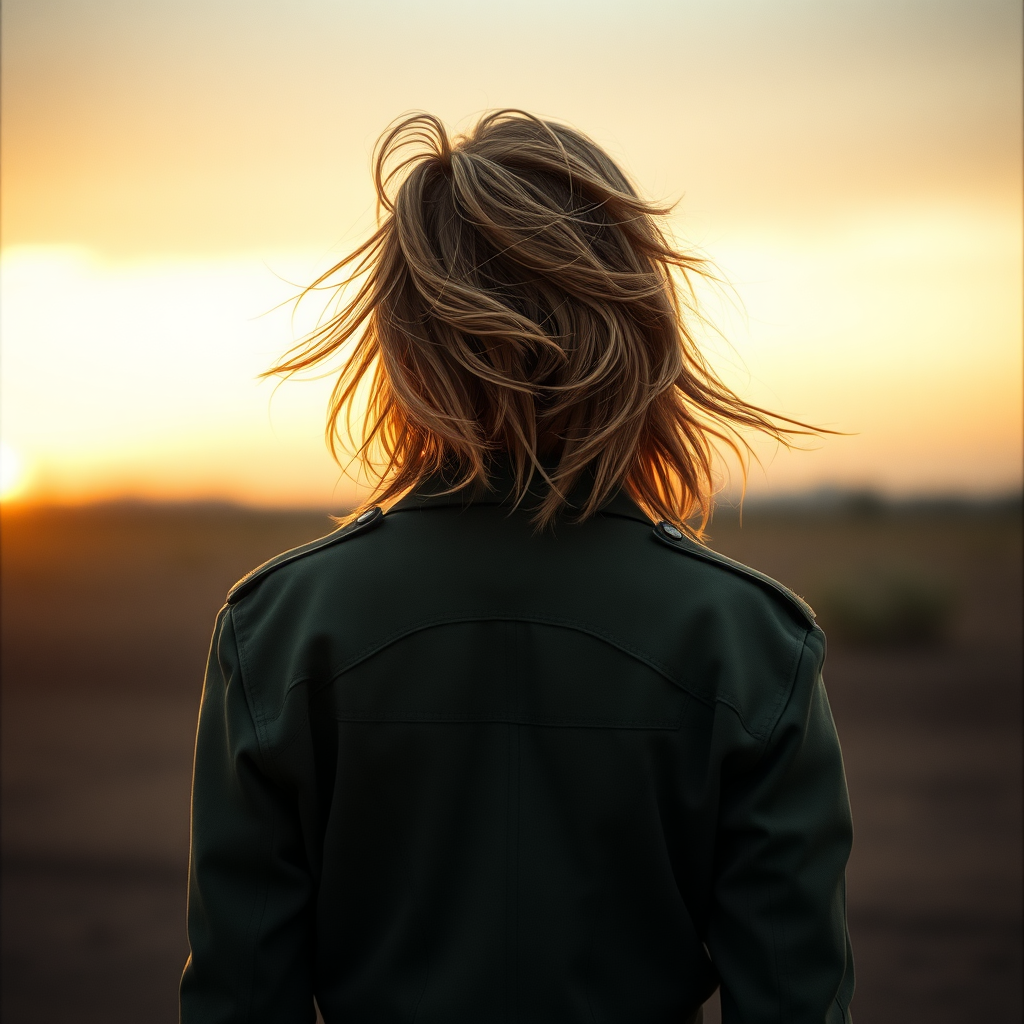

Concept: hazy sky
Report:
left=2, top=0, right=1021, bottom=507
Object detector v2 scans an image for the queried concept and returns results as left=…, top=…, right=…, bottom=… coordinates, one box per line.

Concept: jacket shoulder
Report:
left=651, top=520, right=817, bottom=630
left=226, top=506, right=384, bottom=604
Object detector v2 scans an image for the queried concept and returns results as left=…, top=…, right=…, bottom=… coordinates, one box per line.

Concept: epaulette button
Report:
left=356, top=506, right=382, bottom=524
left=658, top=521, right=683, bottom=540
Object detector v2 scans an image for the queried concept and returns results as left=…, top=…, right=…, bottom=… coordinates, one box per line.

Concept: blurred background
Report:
left=1, top=1, right=1021, bottom=1021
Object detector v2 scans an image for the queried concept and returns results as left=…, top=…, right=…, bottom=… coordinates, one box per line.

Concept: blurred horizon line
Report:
left=3, top=484, right=1021, bottom=519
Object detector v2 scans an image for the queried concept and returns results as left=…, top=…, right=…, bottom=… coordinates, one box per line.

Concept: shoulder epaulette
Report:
left=227, top=506, right=384, bottom=604
left=651, top=520, right=816, bottom=629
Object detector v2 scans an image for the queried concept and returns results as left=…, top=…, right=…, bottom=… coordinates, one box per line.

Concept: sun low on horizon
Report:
left=2, top=0, right=1021, bottom=510
left=0, top=442, right=31, bottom=502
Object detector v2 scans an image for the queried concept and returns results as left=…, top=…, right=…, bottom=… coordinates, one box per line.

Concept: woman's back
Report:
left=182, top=470, right=852, bottom=1022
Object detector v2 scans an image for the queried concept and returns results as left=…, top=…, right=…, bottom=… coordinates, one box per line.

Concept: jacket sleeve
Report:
left=180, top=605, right=316, bottom=1024
left=707, top=628, right=855, bottom=1024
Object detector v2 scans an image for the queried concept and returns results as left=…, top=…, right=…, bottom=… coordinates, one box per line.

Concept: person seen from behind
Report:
left=180, top=109, right=855, bottom=1024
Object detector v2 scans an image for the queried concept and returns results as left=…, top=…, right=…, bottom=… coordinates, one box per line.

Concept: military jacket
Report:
left=180, top=475, right=854, bottom=1023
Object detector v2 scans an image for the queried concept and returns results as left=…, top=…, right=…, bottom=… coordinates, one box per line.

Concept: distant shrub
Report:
left=814, top=570, right=955, bottom=647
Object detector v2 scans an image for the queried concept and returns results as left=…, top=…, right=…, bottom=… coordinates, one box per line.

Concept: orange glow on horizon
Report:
left=1, top=1, right=1020, bottom=506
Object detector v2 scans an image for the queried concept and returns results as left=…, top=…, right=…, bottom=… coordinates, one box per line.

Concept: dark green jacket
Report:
left=181, top=477, right=854, bottom=1023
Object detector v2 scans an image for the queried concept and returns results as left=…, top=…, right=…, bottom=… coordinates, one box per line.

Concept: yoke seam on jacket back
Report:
left=259, top=612, right=785, bottom=742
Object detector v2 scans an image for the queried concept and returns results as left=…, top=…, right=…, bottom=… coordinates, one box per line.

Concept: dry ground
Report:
left=2, top=499, right=1020, bottom=1022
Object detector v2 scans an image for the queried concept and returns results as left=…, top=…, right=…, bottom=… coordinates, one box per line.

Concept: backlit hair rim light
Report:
left=265, top=109, right=822, bottom=534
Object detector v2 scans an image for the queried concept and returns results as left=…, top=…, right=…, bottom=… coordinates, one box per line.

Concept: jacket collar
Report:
left=388, top=460, right=651, bottom=526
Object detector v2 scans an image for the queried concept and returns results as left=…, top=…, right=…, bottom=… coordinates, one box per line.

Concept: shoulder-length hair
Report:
left=267, top=109, right=815, bottom=534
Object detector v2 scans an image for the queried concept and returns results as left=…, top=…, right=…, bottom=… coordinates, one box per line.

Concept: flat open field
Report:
left=2, top=498, right=1021, bottom=1022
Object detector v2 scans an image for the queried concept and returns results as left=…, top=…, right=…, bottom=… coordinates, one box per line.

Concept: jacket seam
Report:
left=221, top=605, right=277, bottom=1016
left=326, top=711, right=683, bottom=729
left=833, top=993, right=848, bottom=1023
left=756, top=638, right=816, bottom=1022
left=228, top=605, right=275, bottom=776
left=291, top=613, right=686, bottom=690
left=760, top=628, right=811, bottom=755
left=271, top=613, right=776, bottom=739
left=736, top=628, right=814, bottom=773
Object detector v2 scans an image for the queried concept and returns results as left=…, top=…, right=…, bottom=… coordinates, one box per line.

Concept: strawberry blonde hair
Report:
left=267, top=110, right=814, bottom=533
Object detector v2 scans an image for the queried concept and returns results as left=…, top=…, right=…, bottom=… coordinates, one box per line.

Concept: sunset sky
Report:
left=2, top=0, right=1021, bottom=508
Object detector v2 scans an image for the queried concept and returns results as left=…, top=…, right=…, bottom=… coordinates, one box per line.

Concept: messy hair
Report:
left=267, top=109, right=815, bottom=533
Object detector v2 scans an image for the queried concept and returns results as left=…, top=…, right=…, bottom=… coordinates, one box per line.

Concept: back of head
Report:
left=269, top=110, right=810, bottom=532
